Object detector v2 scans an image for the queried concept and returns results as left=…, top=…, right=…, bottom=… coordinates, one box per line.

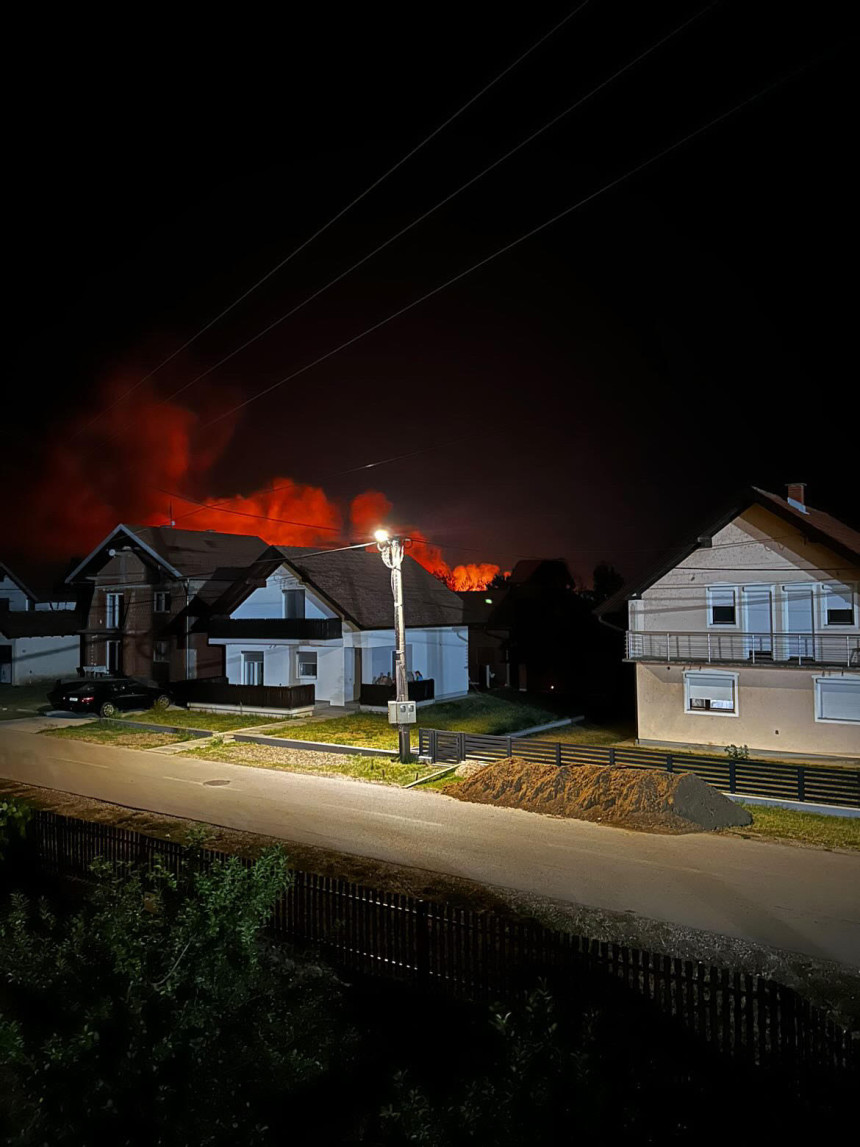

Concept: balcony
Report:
left=206, top=617, right=342, bottom=641
left=359, top=679, right=435, bottom=706
left=626, top=630, right=860, bottom=668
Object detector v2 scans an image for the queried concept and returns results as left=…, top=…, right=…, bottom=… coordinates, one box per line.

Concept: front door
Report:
left=742, top=586, right=772, bottom=659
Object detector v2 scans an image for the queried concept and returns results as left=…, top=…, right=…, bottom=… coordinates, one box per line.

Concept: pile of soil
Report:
left=444, top=758, right=753, bottom=834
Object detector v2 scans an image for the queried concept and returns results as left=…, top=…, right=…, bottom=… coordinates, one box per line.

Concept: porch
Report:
left=626, top=630, right=860, bottom=668
left=171, top=679, right=316, bottom=718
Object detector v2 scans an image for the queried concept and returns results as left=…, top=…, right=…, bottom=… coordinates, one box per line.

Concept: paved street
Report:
left=1, top=719, right=859, bottom=968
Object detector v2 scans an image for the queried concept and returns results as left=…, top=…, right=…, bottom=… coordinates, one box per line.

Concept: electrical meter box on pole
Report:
left=388, top=700, right=417, bottom=725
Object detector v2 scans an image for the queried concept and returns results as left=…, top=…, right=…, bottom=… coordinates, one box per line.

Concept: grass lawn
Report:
left=123, top=708, right=272, bottom=732
left=0, top=685, right=51, bottom=721
left=179, top=737, right=438, bottom=786
left=521, top=720, right=635, bottom=746
left=261, top=693, right=561, bottom=749
left=40, top=722, right=191, bottom=749
left=723, top=803, right=860, bottom=851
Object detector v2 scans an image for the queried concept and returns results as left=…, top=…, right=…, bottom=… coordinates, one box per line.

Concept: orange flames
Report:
left=11, top=381, right=500, bottom=591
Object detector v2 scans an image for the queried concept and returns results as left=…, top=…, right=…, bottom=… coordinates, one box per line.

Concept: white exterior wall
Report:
left=639, top=505, right=860, bottom=640
left=347, top=626, right=469, bottom=700
left=232, top=569, right=334, bottom=620
left=0, top=584, right=30, bottom=611
left=8, top=635, right=80, bottom=685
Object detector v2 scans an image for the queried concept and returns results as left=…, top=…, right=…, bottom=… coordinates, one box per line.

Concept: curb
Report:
left=234, top=733, right=400, bottom=759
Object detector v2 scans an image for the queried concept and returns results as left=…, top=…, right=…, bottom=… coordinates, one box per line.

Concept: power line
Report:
left=140, top=2, right=715, bottom=424
left=75, top=4, right=590, bottom=439
left=151, top=487, right=341, bottom=532
left=198, top=64, right=809, bottom=435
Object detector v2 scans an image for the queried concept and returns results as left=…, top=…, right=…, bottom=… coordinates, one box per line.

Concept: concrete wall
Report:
left=9, top=636, right=81, bottom=685
left=636, top=662, right=860, bottom=759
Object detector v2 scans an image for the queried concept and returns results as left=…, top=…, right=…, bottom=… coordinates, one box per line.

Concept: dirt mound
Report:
left=444, top=758, right=752, bottom=834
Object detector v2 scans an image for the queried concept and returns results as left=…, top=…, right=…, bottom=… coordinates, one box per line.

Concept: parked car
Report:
left=48, top=676, right=172, bottom=718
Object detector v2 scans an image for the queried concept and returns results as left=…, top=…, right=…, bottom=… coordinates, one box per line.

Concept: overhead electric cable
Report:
left=75, top=4, right=590, bottom=437
left=148, top=2, right=715, bottom=417
left=199, top=64, right=810, bottom=434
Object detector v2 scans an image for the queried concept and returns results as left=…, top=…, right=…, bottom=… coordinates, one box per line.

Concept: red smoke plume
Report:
left=10, top=382, right=499, bottom=590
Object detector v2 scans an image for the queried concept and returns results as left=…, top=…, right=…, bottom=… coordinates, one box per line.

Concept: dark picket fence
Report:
left=26, top=810, right=857, bottom=1079
left=418, top=729, right=860, bottom=808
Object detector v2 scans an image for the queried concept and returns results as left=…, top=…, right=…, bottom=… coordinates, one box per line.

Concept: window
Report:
left=297, top=650, right=317, bottom=678
left=823, top=585, right=855, bottom=627
left=242, top=652, right=264, bottom=686
left=105, top=593, right=124, bottom=628
left=153, top=592, right=171, bottom=613
left=684, top=671, right=737, bottom=715
left=106, top=640, right=121, bottom=673
left=283, top=589, right=305, bottom=619
left=153, top=640, right=170, bottom=662
left=815, top=677, right=860, bottom=724
left=707, top=587, right=736, bottom=626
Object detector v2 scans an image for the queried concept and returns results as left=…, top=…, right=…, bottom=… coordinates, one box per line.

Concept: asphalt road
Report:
left=1, top=720, right=859, bottom=968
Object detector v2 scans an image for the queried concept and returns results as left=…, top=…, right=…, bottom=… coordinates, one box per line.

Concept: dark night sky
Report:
left=4, top=1, right=856, bottom=584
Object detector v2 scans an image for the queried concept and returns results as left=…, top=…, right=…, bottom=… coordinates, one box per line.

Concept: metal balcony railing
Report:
left=625, top=630, right=860, bottom=668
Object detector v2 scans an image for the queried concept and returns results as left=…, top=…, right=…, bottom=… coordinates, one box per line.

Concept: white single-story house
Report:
left=202, top=544, right=469, bottom=708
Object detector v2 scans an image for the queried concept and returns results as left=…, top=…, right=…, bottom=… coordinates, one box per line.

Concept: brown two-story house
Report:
left=65, top=524, right=269, bottom=684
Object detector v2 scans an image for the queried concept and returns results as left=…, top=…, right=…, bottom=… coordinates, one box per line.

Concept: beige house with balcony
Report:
left=598, top=485, right=860, bottom=761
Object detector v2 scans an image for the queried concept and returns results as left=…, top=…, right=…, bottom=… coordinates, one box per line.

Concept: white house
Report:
left=0, top=560, right=80, bottom=685
left=598, top=485, right=860, bottom=761
left=203, top=544, right=469, bottom=708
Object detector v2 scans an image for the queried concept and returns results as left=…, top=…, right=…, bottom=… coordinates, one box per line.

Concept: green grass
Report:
left=0, top=685, right=51, bottom=720
left=521, top=720, right=635, bottom=746
left=179, top=737, right=438, bottom=786
left=40, top=722, right=191, bottom=749
left=723, top=803, right=860, bottom=850
left=261, top=694, right=560, bottom=749
left=122, top=708, right=272, bottom=732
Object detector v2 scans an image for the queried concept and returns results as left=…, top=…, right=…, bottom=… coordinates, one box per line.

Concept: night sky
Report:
left=4, top=1, right=855, bottom=586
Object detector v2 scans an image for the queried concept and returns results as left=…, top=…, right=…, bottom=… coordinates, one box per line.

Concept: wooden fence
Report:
left=171, top=680, right=315, bottom=710
left=27, top=810, right=857, bottom=1078
left=418, top=729, right=860, bottom=808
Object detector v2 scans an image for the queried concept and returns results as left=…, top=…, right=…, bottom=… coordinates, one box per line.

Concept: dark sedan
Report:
left=48, top=676, right=172, bottom=718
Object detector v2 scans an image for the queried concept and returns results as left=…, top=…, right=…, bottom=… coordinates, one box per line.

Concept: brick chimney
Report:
left=786, top=483, right=808, bottom=513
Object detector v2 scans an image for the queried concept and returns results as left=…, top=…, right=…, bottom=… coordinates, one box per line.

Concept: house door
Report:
left=784, top=586, right=814, bottom=660
left=742, top=586, right=772, bottom=659
left=0, top=645, right=11, bottom=684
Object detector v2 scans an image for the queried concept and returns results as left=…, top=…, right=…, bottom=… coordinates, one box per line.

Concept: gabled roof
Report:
left=596, top=487, right=860, bottom=617
left=1, top=559, right=78, bottom=603
left=0, top=609, right=82, bottom=639
left=66, top=524, right=270, bottom=586
left=213, top=544, right=464, bottom=630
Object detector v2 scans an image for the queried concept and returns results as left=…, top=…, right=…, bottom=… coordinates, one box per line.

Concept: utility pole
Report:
left=375, top=530, right=413, bottom=762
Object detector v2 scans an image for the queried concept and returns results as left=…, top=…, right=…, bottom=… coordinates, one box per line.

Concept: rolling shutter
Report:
left=686, top=673, right=736, bottom=711
left=817, top=679, right=860, bottom=723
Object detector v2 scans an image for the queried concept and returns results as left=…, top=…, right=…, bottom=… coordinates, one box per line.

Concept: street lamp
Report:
left=375, top=529, right=414, bottom=762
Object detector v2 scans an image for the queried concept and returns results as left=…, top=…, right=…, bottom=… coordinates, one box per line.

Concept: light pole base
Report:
left=398, top=726, right=413, bottom=762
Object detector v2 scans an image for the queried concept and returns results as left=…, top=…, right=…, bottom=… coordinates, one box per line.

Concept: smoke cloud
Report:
left=10, top=382, right=500, bottom=590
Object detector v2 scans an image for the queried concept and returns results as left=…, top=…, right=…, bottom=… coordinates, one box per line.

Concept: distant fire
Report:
left=10, top=381, right=500, bottom=591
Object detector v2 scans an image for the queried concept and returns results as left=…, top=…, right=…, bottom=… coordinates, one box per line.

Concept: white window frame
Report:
left=814, top=676, right=860, bottom=725
left=296, top=649, right=317, bottom=679
left=684, top=670, right=739, bottom=717
left=821, top=583, right=856, bottom=629
left=153, top=591, right=171, bottom=614
left=241, top=651, right=264, bottom=686
left=105, top=592, right=124, bottom=628
left=706, top=585, right=738, bottom=628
